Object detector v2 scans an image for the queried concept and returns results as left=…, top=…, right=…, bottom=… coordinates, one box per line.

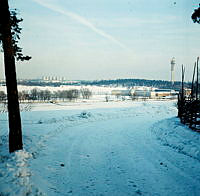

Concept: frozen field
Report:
left=0, top=100, right=200, bottom=196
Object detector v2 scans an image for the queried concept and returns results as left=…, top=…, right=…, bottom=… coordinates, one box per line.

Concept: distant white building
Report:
left=129, top=87, right=177, bottom=99
left=129, top=86, right=156, bottom=98
left=42, top=76, right=67, bottom=82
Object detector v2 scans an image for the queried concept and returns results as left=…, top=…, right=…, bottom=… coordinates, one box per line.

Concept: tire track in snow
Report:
left=34, top=109, right=144, bottom=154
left=28, top=102, right=175, bottom=158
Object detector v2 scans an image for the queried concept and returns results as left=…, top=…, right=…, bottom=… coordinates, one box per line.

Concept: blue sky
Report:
left=0, top=0, right=200, bottom=81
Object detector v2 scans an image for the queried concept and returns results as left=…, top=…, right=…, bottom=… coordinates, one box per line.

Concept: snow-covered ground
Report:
left=0, top=100, right=200, bottom=196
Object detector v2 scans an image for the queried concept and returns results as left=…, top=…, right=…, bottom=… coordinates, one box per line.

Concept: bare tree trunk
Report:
left=0, top=0, right=23, bottom=153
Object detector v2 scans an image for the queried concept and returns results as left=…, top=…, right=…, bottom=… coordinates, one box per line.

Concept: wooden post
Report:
left=191, top=63, right=196, bottom=100
left=196, top=57, right=199, bottom=100
left=181, top=65, right=185, bottom=101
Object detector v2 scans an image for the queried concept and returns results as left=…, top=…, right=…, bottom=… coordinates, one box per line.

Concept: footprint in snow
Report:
left=128, top=180, right=137, bottom=188
left=135, top=189, right=142, bottom=195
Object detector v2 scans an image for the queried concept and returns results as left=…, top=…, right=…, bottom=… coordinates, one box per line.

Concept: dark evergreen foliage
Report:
left=12, top=78, right=191, bottom=91
left=191, top=4, right=200, bottom=24
left=0, top=8, right=31, bottom=61
left=81, top=78, right=188, bottom=90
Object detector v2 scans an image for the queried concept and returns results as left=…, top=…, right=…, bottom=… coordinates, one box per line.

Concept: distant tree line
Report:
left=0, top=88, right=92, bottom=102
left=81, top=79, right=190, bottom=90
left=13, top=80, right=81, bottom=87
left=1, top=78, right=191, bottom=90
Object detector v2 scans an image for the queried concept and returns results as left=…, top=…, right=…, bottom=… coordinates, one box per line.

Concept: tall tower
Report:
left=170, top=57, right=175, bottom=85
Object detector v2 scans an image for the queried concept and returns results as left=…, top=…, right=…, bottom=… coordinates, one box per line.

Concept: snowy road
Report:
left=1, top=101, right=200, bottom=195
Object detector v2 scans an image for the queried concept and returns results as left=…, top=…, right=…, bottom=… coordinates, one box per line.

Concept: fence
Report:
left=177, top=57, right=200, bottom=131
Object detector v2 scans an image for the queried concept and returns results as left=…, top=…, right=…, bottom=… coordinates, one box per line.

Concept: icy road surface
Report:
left=0, top=100, right=200, bottom=196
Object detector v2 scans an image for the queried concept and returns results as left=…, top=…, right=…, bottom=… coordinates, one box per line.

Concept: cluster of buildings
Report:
left=41, top=76, right=80, bottom=85
left=42, top=76, right=66, bottom=82
left=111, top=86, right=177, bottom=99
left=110, top=57, right=178, bottom=99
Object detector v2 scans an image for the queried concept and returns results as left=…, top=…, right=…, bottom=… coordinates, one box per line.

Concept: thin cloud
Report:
left=32, top=0, right=128, bottom=49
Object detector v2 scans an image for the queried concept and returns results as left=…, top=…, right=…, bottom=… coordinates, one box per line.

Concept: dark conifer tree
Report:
left=0, top=0, right=31, bottom=153
left=192, top=4, right=200, bottom=23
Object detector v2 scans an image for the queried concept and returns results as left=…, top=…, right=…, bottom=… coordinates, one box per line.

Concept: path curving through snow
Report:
left=1, top=100, right=200, bottom=195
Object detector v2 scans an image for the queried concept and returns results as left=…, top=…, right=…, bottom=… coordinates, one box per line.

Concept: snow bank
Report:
left=152, top=117, right=200, bottom=161
left=0, top=136, right=44, bottom=196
